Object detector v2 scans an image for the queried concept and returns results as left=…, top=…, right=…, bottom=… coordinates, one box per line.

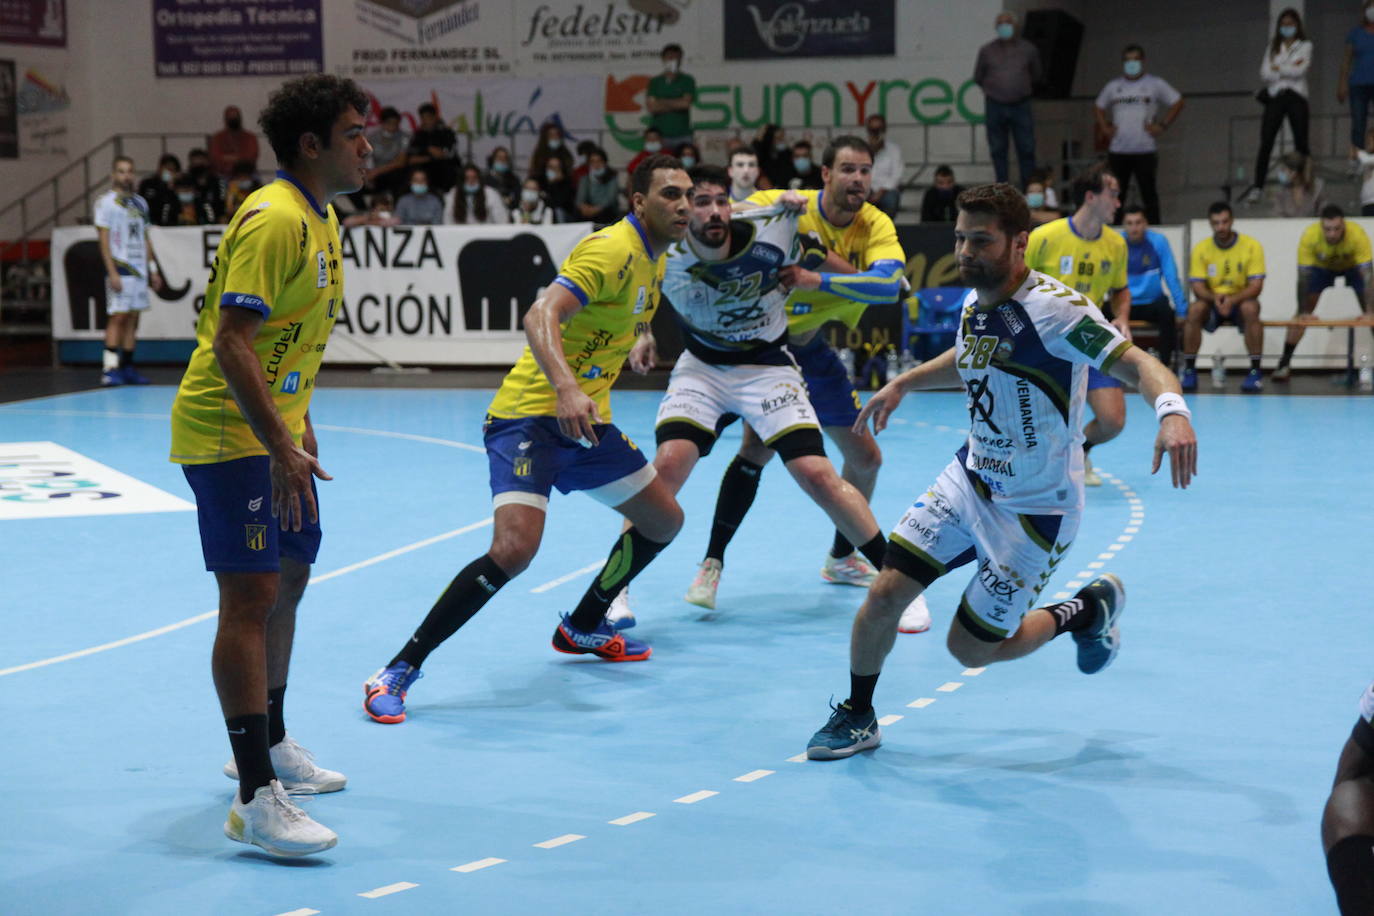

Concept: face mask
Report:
left=996, top=23, right=1014, bottom=39
left=464, top=182, right=481, bottom=194
left=792, top=157, right=811, bottom=172
left=644, top=141, right=662, bottom=153
left=521, top=189, right=541, bottom=204
left=665, top=59, right=680, bottom=73
left=411, top=184, right=428, bottom=195
left=546, top=169, right=560, bottom=182
left=679, top=156, right=696, bottom=169
left=376, top=210, right=391, bottom=220
left=1276, top=170, right=1292, bottom=186
left=493, top=161, right=510, bottom=173
left=1026, top=192, right=1045, bottom=208
left=1124, top=59, right=1143, bottom=77
left=591, top=166, right=607, bottom=178
left=547, top=137, right=562, bottom=150
left=381, top=126, right=396, bottom=137
left=1279, top=25, right=1297, bottom=39
left=237, top=178, right=254, bottom=190
left=177, top=191, right=195, bottom=204
left=226, top=118, right=242, bottom=130
left=161, top=170, right=174, bottom=184
left=775, top=141, right=788, bottom=152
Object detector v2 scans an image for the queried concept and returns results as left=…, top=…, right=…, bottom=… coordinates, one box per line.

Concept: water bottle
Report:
left=885, top=345, right=900, bottom=383
left=838, top=347, right=856, bottom=381
left=900, top=347, right=916, bottom=373
left=1210, top=355, right=1226, bottom=389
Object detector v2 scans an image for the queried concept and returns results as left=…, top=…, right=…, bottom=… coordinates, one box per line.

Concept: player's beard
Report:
left=959, top=250, right=1012, bottom=293
left=691, top=218, right=728, bottom=248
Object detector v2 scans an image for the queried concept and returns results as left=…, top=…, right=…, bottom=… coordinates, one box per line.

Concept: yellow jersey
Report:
left=170, top=175, right=343, bottom=465
left=1298, top=220, right=1372, bottom=272
left=487, top=214, right=664, bottom=421
left=1189, top=233, right=1266, bottom=297
left=1025, top=216, right=1128, bottom=312
left=746, top=188, right=905, bottom=332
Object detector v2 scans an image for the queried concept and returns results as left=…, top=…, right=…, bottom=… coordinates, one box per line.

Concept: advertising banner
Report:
left=51, top=222, right=592, bottom=366
left=723, top=1, right=894, bottom=60
left=330, top=0, right=513, bottom=79
left=15, top=62, right=67, bottom=158
left=513, top=0, right=697, bottom=71
left=0, top=0, right=65, bottom=47
left=152, top=0, right=323, bottom=79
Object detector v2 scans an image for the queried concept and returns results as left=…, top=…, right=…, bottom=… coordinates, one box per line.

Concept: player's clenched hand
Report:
left=628, top=334, right=657, bottom=374
left=556, top=385, right=602, bottom=446
left=779, top=265, right=821, bottom=292
left=777, top=190, right=808, bottom=212
left=269, top=445, right=332, bottom=532
left=853, top=378, right=907, bottom=437
left=1151, top=413, right=1197, bottom=489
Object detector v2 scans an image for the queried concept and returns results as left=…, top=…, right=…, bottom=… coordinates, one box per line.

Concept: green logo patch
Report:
left=1066, top=317, right=1113, bottom=358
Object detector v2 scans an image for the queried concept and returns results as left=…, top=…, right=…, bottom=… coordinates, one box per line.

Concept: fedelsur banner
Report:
left=723, top=0, right=895, bottom=60
left=50, top=222, right=592, bottom=366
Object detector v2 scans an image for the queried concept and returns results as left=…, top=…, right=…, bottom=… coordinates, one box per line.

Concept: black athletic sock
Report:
left=1328, top=834, right=1374, bottom=914
left=1184, top=354, right=1197, bottom=371
left=1046, top=597, right=1095, bottom=637
left=226, top=714, right=274, bottom=804
left=266, top=685, right=286, bottom=747
left=846, top=672, right=880, bottom=714
left=1082, top=441, right=1095, bottom=455
left=121, top=348, right=135, bottom=368
left=856, top=533, right=887, bottom=571
left=830, top=530, right=854, bottom=559
left=567, top=527, right=671, bottom=632
left=1278, top=342, right=1297, bottom=369
left=1250, top=355, right=1262, bottom=372
left=705, top=456, right=764, bottom=563
left=393, top=554, right=511, bottom=668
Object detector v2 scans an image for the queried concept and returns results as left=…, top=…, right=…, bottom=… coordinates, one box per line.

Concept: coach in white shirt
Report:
left=1246, top=9, right=1312, bottom=203
left=1094, top=44, right=1184, bottom=225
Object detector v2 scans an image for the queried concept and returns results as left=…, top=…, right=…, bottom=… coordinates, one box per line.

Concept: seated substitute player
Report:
left=1322, top=681, right=1374, bottom=914
left=1026, top=162, right=1131, bottom=487
left=679, top=136, right=931, bottom=632
left=1121, top=205, right=1188, bottom=371
left=804, top=183, right=1197, bottom=760
left=169, top=75, right=372, bottom=857
left=1274, top=204, right=1374, bottom=390
left=361, top=156, right=693, bottom=725
left=612, top=165, right=927, bottom=627
left=1181, top=201, right=1267, bottom=393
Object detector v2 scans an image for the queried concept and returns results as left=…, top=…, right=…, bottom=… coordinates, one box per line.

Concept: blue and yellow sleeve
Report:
left=218, top=207, right=301, bottom=318
left=1245, top=236, right=1267, bottom=279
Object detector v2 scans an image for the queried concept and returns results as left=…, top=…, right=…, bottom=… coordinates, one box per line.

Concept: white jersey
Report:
left=661, top=203, right=800, bottom=365
left=954, top=270, right=1132, bottom=514
left=93, top=190, right=151, bottom=280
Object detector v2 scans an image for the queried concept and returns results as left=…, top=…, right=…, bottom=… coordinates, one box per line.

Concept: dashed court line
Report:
left=674, top=790, right=719, bottom=805
left=734, top=769, right=774, bottom=783
left=358, top=882, right=417, bottom=899
left=609, top=811, right=656, bottom=826
left=533, top=834, right=585, bottom=849
left=452, top=857, right=506, bottom=873
left=274, top=909, right=320, bottom=916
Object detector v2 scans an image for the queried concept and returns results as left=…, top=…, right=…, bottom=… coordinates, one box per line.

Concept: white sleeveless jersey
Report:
left=953, top=269, right=1132, bottom=514
left=660, top=203, right=800, bottom=364
left=93, top=190, right=151, bottom=279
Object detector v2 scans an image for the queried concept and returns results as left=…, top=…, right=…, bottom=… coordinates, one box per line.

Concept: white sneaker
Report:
left=224, top=779, right=338, bottom=857
left=224, top=734, right=347, bottom=794
left=1272, top=364, right=1291, bottom=383
left=821, top=552, right=878, bottom=587
left=605, top=588, right=636, bottom=630
left=1361, top=366, right=1373, bottom=392
left=898, top=593, right=932, bottom=634
left=685, top=558, right=722, bottom=609
left=1083, top=453, right=1102, bottom=487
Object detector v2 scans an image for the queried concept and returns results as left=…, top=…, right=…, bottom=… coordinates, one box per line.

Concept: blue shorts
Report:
left=182, top=456, right=322, bottom=573
left=1306, top=266, right=1366, bottom=299
left=791, top=335, right=861, bottom=428
left=1087, top=366, right=1122, bottom=390
left=484, top=415, right=655, bottom=510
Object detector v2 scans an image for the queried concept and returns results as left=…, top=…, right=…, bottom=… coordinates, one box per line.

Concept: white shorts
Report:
left=105, top=275, right=149, bottom=314
left=654, top=349, right=819, bottom=450
left=886, top=458, right=1080, bottom=641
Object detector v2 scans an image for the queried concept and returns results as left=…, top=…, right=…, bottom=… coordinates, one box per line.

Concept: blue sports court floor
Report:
left=1, top=382, right=1369, bottom=914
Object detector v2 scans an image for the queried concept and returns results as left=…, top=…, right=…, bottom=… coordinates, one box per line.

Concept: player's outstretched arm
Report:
left=524, top=282, right=601, bottom=445
left=853, top=346, right=959, bottom=436
left=1108, top=346, right=1197, bottom=489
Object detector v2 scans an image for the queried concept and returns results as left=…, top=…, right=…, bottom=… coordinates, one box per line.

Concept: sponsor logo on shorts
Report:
left=248, top=496, right=263, bottom=512
left=975, top=558, right=1024, bottom=616
left=760, top=381, right=804, bottom=415
left=517, top=440, right=532, bottom=451
left=513, top=457, right=532, bottom=477
left=902, top=515, right=938, bottom=545
left=245, top=524, right=267, bottom=551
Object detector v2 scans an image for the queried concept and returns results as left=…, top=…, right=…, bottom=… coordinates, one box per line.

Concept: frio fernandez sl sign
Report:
left=724, top=0, right=895, bottom=59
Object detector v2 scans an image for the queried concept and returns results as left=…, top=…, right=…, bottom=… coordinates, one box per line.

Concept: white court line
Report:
left=674, top=790, right=718, bottom=804
left=314, top=424, right=486, bottom=453
left=733, top=769, right=774, bottom=783
left=1065, top=580, right=1084, bottom=588
left=275, top=910, right=320, bottom=916
left=1052, top=591, right=1072, bottom=599
left=785, top=753, right=808, bottom=763
left=0, top=519, right=493, bottom=678
left=961, top=667, right=986, bottom=676
left=907, top=698, right=936, bottom=708
left=358, top=882, right=418, bottom=898
left=452, top=858, right=506, bottom=873
left=1088, top=561, right=1104, bottom=569
left=876, top=714, right=903, bottom=726
left=533, top=834, right=585, bottom=849
left=609, top=811, right=656, bottom=826
left=936, top=682, right=962, bottom=692
left=530, top=561, right=603, bottom=594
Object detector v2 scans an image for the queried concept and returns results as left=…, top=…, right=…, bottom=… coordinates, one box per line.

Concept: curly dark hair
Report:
left=258, top=75, right=368, bottom=169
left=956, top=183, right=1031, bottom=237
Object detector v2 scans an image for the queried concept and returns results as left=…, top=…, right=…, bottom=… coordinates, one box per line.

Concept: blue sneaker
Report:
left=100, top=368, right=124, bottom=387
left=363, top=662, right=422, bottom=724
left=805, top=699, right=882, bottom=760
left=552, top=614, right=652, bottom=661
left=1072, top=574, right=1126, bottom=674
left=1241, top=368, right=1263, bottom=393
left=121, top=366, right=152, bottom=385
left=1180, top=367, right=1197, bottom=392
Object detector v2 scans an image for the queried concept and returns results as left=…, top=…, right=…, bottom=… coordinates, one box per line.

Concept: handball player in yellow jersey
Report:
left=362, top=156, right=693, bottom=724
left=169, top=75, right=370, bottom=857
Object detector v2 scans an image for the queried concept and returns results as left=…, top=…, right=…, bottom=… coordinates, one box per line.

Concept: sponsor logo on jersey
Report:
left=633, top=286, right=647, bottom=314
left=281, top=371, right=301, bottom=394
left=1015, top=378, right=1038, bottom=449
left=970, top=453, right=1015, bottom=477
left=1066, top=316, right=1114, bottom=359
left=1059, top=255, right=1074, bottom=275
left=997, top=303, right=1024, bottom=335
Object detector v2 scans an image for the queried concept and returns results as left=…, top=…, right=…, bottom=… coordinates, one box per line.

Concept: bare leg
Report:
left=850, top=567, right=925, bottom=675
left=782, top=454, right=880, bottom=548
left=945, top=605, right=1058, bottom=668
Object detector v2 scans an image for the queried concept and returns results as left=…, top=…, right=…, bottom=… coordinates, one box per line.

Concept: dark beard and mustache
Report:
left=958, top=254, right=1012, bottom=291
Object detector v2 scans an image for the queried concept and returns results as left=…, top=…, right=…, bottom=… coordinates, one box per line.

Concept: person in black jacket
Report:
left=920, top=165, right=964, bottom=222
left=138, top=154, right=182, bottom=226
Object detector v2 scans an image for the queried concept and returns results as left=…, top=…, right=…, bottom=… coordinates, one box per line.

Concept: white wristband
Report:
left=1154, top=392, right=1190, bottom=422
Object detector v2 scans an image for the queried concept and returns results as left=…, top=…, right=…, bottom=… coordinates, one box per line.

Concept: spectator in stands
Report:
left=343, top=193, right=401, bottom=228
left=1122, top=204, right=1187, bottom=369
left=646, top=43, right=695, bottom=151
left=209, top=105, right=260, bottom=178
left=513, top=177, right=552, bottom=224
left=185, top=148, right=223, bottom=219
left=626, top=127, right=665, bottom=178
left=1274, top=204, right=1374, bottom=389
left=675, top=141, right=700, bottom=170
left=1357, top=125, right=1374, bottom=215
left=973, top=11, right=1040, bottom=187
left=167, top=175, right=217, bottom=226
left=1028, top=166, right=1061, bottom=209
left=1095, top=44, right=1184, bottom=224
left=790, top=140, right=822, bottom=190
left=1024, top=179, right=1060, bottom=227
left=727, top=147, right=760, bottom=202
left=527, top=121, right=573, bottom=183
left=221, top=160, right=261, bottom=221
left=754, top=124, right=791, bottom=189
left=1271, top=151, right=1326, bottom=218
left=920, top=164, right=963, bottom=223
left=539, top=156, right=576, bottom=223
left=484, top=146, right=520, bottom=212
left=395, top=167, right=446, bottom=225
left=575, top=147, right=623, bottom=225
left=450, top=163, right=510, bottom=225
left=1244, top=8, right=1311, bottom=204
left=572, top=139, right=598, bottom=184
left=408, top=103, right=459, bottom=192
left=1181, top=201, right=1267, bottom=393
left=138, top=154, right=180, bottom=226
left=1340, top=1, right=1374, bottom=160
left=866, top=114, right=903, bottom=216
left=365, top=107, right=411, bottom=198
